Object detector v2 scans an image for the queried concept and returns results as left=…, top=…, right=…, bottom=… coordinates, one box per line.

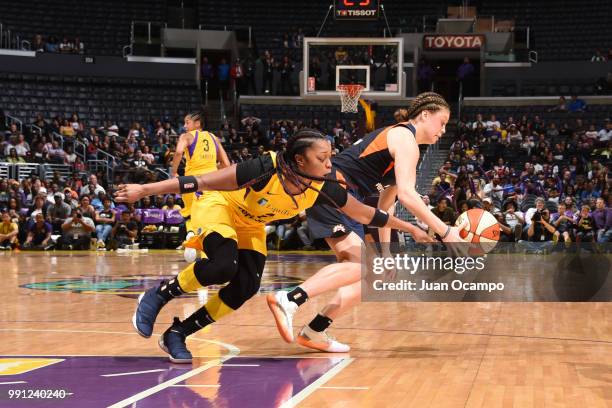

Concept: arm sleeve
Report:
left=235, top=154, right=275, bottom=191
left=313, top=182, right=348, bottom=208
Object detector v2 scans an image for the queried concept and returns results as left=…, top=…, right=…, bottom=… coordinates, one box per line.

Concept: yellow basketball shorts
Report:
left=189, top=191, right=267, bottom=256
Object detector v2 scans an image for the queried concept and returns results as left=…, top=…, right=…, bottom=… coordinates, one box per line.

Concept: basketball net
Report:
left=337, top=84, right=364, bottom=113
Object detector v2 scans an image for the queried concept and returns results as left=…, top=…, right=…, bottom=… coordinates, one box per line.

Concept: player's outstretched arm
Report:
left=340, top=194, right=434, bottom=243
left=115, top=164, right=239, bottom=203
left=388, top=127, right=465, bottom=243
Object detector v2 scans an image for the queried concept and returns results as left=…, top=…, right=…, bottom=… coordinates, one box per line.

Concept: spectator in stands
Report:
left=598, top=119, right=612, bottom=145
left=59, top=208, right=94, bottom=250
left=0, top=212, right=19, bottom=250
left=91, top=191, right=109, bottom=211
left=47, top=140, right=66, bottom=163
left=262, top=50, right=275, bottom=94
left=23, top=213, right=52, bottom=250
left=141, top=146, right=155, bottom=166
left=110, top=210, right=138, bottom=250
left=485, top=114, right=501, bottom=132
left=73, top=37, right=84, bottom=54
left=501, top=201, right=524, bottom=242
left=162, top=122, right=177, bottom=140
left=162, top=195, right=181, bottom=211
left=244, top=56, right=256, bottom=95
left=59, top=37, right=73, bottom=53
left=527, top=208, right=557, bottom=243
left=551, top=202, right=574, bottom=243
left=593, top=197, right=611, bottom=242
left=278, top=56, right=294, bottom=95
left=457, top=57, right=476, bottom=96
left=81, top=174, right=105, bottom=196
left=591, top=49, right=607, bottom=62
left=45, top=36, right=59, bottom=53
left=33, top=34, right=45, bottom=52
left=218, top=58, right=230, bottom=100
left=470, top=113, right=485, bottom=130
left=524, top=197, right=546, bottom=228
left=140, top=196, right=154, bottom=209
left=230, top=58, right=245, bottom=97
left=417, top=58, right=435, bottom=93
left=432, top=198, right=456, bottom=226
left=6, top=148, right=25, bottom=164
left=77, top=195, right=96, bottom=220
left=28, top=195, right=47, bottom=220
left=201, top=56, right=214, bottom=92
left=567, top=95, right=587, bottom=113
left=574, top=205, right=596, bottom=243
left=69, top=113, right=84, bottom=134
left=47, top=192, right=71, bottom=232
left=64, top=146, right=77, bottom=167
left=153, top=195, right=165, bottom=209
left=548, top=96, right=568, bottom=112
left=95, top=197, right=115, bottom=249
left=241, top=115, right=261, bottom=129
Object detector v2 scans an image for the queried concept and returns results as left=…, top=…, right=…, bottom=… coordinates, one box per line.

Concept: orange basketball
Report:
left=455, top=208, right=500, bottom=253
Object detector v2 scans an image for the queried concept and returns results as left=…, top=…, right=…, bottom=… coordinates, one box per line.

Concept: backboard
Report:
left=302, top=37, right=404, bottom=99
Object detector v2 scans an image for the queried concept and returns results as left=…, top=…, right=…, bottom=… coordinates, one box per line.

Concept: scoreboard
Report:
left=334, top=0, right=380, bottom=20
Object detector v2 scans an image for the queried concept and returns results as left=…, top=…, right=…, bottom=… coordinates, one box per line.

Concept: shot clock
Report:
left=334, top=0, right=380, bottom=20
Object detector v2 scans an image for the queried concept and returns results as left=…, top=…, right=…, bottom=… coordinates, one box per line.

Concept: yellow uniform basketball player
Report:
left=117, top=128, right=425, bottom=363
left=170, top=112, right=230, bottom=258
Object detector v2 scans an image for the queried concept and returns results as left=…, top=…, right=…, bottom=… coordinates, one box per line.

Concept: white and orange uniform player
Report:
left=170, top=112, right=230, bottom=261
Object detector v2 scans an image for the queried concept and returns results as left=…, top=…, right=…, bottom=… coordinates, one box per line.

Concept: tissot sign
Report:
left=423, top=35, right=485, bottom=50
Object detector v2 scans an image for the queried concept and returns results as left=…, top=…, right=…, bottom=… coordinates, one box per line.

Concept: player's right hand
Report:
left=114, top=184, right=145, bottom=203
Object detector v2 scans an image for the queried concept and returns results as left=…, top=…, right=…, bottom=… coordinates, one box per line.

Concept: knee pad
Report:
left=219, top=250, right=266, bottom=310
left=193, top=236, right=238, bottom=286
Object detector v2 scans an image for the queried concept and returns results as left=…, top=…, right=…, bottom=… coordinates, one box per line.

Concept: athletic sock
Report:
left=308, top=314, right=332, bottom=332
left=178, top=306, right=215, bottom=336
left=287, top=287, right=308, bottom=306
left=157, top=278, right=185, bottom=302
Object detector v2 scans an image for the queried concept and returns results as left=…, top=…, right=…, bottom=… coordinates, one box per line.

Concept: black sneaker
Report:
left=158, top=317, right=193, bottom=364
left=132, top=284, right=168, bottom=338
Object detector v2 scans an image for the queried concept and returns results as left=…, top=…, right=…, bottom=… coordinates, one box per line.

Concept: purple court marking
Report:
left=0, top=356, right=344, bottom=407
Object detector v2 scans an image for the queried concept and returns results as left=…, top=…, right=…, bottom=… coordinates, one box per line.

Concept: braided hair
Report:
left=240, top=128, right=347, bottom=209
left=395, top=92, right=450, bottom=122
left=186, top=111, right=203, bottom=125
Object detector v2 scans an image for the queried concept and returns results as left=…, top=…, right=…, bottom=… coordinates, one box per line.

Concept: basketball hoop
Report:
left=337, top=84, right=364, bottom=113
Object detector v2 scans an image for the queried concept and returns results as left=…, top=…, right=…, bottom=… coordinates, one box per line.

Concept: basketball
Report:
left=455, top=208, right=500, bottom=253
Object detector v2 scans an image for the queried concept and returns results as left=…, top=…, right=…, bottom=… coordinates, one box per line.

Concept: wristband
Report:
left=441, top=225, right=451, bottom=239
left=369, top=209, right=389, bottom=228
left=178, top=176, right=199, bottom=194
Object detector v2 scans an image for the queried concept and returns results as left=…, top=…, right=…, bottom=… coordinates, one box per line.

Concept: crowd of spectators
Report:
left=31, top=34, right=85, bottom=54
left=0, top=173, right=188, bottom=251
left=417, top=111, right=611, bottom=250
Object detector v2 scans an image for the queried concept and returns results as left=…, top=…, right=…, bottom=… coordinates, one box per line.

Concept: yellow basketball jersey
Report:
left=184, top=130, right=219, bottom=176
left=222, top=152, right=324, bottom=226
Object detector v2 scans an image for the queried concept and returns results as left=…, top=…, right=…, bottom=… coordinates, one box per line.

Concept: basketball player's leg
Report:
left=132, top=192, right=237, bottom=340
left=268, top=230, right=363, bottom=351
left=180, top=192, right=195, bottom=234
left=160, top=227, right=266, bottom=363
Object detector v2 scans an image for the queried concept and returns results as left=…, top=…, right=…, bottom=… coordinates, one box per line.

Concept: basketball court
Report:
left=3, top=250, right=611, bottom=407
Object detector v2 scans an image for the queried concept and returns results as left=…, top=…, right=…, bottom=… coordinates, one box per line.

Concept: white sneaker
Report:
left=182, top=231, right=200, bottom=263
left=296, top=325, right=350, bottom=353
left=183, top=247, right=200, bottom=263
left=266, top=291, right=298, bottom=343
